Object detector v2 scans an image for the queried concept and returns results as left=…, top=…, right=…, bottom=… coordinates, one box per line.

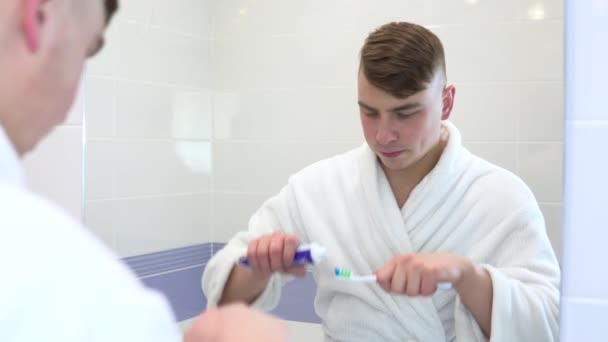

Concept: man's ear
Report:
left=441, top=84, right=456, bottom=120
left=22, top=0, right=45, bottom=52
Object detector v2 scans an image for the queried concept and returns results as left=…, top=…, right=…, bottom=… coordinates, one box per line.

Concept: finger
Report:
left=269, top=233, right=285, bottom=272
left=375, top=261, right=396, bottom=291
left=256, top=236, right=272, bottom=273
left=246, top=239, right=261, bottom=271
left=282, top=235, right=299, bottom=269
left=405, top=264, right=422, bottom=296
left=288, top=265, right=307, bottom=278
left=391, top=263, right=408, bottom=294
left=420, top=271, right=437, bottom=296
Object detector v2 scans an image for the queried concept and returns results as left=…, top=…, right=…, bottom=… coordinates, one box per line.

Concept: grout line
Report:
left=87, top=192, right=212, bottom=202
left=139, top=263, right=207, bottom=279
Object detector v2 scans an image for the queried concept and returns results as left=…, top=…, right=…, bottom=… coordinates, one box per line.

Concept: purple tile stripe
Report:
left=123, top=243, right=321, bottom=323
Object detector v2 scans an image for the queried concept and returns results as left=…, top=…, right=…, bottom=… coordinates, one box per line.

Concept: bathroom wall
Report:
left=82, top=0, right=216, bottom=257
left=560, top=0, right=608, bottom=340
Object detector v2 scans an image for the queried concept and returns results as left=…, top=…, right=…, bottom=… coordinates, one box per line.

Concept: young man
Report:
left=203, top=22, right=560, bottom=341
left=0, top=1, right=286, bottom=341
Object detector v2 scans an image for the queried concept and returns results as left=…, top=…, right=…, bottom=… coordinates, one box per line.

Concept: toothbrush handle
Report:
left=336, top=272, right=453, bottom=290
left=437, top=282, right=452, bottom=291
left=238, top=244, right=321, bottom=268
left=238, top=254, right=311, bottom=268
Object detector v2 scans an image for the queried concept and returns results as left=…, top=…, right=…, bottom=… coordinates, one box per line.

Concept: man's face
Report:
left=358, top=70, right=452, bottom=172
left=1, top=0, right=107, bottom=154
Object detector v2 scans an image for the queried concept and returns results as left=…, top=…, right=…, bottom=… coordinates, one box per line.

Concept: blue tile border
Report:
left=122, top=243, right=321, bottom=324
left=141, top=264, right=208, bottom=321
left=123, top=243, right=212, bottom=278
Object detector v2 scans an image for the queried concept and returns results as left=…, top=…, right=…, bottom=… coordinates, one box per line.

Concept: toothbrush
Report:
left=334, top=267, right=453, bottom=290
left=238, top=243, right=326, bottom=268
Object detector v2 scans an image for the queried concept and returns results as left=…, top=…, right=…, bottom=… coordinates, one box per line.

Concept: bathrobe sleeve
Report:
left=203, top=181, right=309, bottom=311
left=454, top=181, right=560, bottom=342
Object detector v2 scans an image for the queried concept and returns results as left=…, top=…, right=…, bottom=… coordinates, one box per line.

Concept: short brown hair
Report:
left=360, top=22, right=446, bottom=98
left=104, top=0, right=118, bottom=24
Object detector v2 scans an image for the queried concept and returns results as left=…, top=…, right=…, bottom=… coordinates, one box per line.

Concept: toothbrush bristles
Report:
left=333, top=267, right=451, bottom=289
left=334, top=267, right=351, bottom=278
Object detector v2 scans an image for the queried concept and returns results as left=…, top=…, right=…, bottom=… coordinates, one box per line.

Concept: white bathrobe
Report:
left=203, top=121, right=560, bottom=342
left=0, top=126, right=181, bottom=341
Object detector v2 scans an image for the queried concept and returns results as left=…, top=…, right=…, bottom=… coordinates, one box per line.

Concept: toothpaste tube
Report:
left=238, top=242, right=326, bottom=268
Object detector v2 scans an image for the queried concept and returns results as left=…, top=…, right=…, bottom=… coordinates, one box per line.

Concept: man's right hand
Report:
left=245, top=232, right=307, bottom=277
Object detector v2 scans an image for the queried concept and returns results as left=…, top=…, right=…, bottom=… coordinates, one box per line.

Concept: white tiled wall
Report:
left=83, top=0, right=215, bottom=257
left=561, top=0, right=608, bottom=339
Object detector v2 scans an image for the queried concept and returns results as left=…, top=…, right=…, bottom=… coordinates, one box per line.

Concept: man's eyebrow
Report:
left=357, top=101, right=422, bottom=113
left=358, top=101, right=377, bottom=112
left=387, top=103, right=422, bottom=113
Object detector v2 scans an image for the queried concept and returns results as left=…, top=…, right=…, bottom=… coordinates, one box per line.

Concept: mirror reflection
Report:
left=83, top=1, right=563, bottom=340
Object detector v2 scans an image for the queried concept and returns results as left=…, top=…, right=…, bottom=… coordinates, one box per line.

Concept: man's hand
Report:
left=184, top=304, right=288, bottom=342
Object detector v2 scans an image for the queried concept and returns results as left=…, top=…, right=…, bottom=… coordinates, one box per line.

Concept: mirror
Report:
left=83, top=0, right=563, bottom=338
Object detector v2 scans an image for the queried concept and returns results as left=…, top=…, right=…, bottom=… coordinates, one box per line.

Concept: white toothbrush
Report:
left=334, top=267, right=453, bottom=290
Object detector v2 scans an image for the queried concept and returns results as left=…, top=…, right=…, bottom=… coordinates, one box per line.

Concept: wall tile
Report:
left=518, top=142, right=563, bottom=202
left=24, top=126, right=83, bottom=220
left=114, top=194, right=212, bottom=257
left=115, top=81, right=213, bottom=140
left=464, top=142, right=518, bottom=173
left=213, top=141, right=358, bottom=194
left=213, top=88, right=361, bottom=142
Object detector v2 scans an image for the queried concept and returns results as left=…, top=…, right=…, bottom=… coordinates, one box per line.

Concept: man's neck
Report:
left=382, top=127, right=449, bottom=208
left=0, top=115, right=26, bottom=156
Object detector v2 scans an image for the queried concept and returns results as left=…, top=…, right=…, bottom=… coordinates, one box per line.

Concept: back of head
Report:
left=0, top=0, right=119, bottom=155
left=360, top=22, right=446, bottom=98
